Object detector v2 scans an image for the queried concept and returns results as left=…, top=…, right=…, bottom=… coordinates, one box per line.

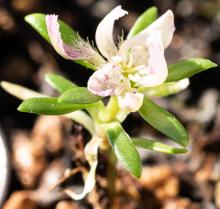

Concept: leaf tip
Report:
left=178, top=137, right=188, bottom=148
left=17, top=100, right=32, bottom=113
left=0, top=81, right=14, bottom=94
left=0, top=81, right=7, bottom=89
left=130, top=155, right=142, bottom=179
left=133, top=168, right=142, bottom=179
left=44, top=73, right=52, bottom=81
left=17, top=103, right=24, bottom=112
left=24, top=14, right=34, bottom=24
left=208, top=60, right=218, bottom=68
left=194, top=58, right=218, bottom=69
left=178, top=148, right=188, bottom=154
left=148, top=6, right=158, bottom=13
left=181, top=133, right=189, bottom=148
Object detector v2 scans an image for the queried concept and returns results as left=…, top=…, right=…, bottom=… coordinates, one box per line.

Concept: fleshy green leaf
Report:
left=127, top=6, right=158, bottom=38
left=25, top=13, right=95, bottom=70
left=45, top=74, right=105, bottom=120
left=59, top=87, right=102, bottom=104
left=139, top=97, right=189, bottom=147
left=45, top=73, right=77, bottom=93
left=18, top=97, right=91, bottom=115
left=132, top=137, right=187, bottom=154
left=166, top=58, right=217, bottom=82
left=103, top=122, right=142, bottom=178
left=139, top=79, right=189, bottom=97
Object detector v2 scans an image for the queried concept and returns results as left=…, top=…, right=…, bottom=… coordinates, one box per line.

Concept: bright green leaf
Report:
left=166, top=58, right=217, bottom=82
left=132, top=137, right=187, bottom=154
left=18, top=97, right=91, bottom=115
left=103, top=122, right=142, bottom=178
left=45, top=73, right=77, bottom=93
left=59, top=87, right=102, bottom=104
left=25, top=13, right=50, bottom=42
left=139, top=97, right=189, bottom=147
left=127, top=7, right=158, bottom=38
left=45, top=74, right=105, bottom=120
left=25, top=13, right=95, bottom=70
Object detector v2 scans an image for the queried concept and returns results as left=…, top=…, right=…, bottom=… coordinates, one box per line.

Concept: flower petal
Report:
left=119, top=10, right=175, bottom=54
left=95, top=6, right=128, bottom=59
left=129, top=45, right=149, bottom=67
left=144, top=10, right=175, bottom=48
left=114, top=77, right=131, bottom=96
left=88, top=63, right=122, bottom=97
left=118, top=92, right=144, bottom=112
left=129, top=32, right=168, bottom=87
left=46, top=15, right=104, bottom=66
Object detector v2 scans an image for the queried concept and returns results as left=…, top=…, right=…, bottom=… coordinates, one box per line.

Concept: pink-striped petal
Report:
left=120, top=10, right=175, bottom=55
left=118, top=92, right=144, bottom=112
left=46, top=15, right=104, bottom=66
left=88, top=63, right=122, bottom=97
left=95, top=6, right=128, bottom=60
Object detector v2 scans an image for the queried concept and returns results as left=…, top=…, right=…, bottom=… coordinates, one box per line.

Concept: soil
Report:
left=1, top=0, right=220, bottom=209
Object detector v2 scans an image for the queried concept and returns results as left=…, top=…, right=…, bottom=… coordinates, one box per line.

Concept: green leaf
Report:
left=25, top=13, right=95, bottom=70
left=103, top=122, right=142, bottom=178
left=25, top=13, right=50, bottom=42
left=132, top=137, right=187, bottom=154
left=45, top=73, right=77, bottom=93
left=139, top=97, right=189, bottom=147
left=18, top=97, right=91, bottom=115
left=139, top=79, right=189, bottom=97
left=59, top=87, right=102, bottom=104
left=127, top=7, right=158, bottom=38
left=166, top=58, right=217, bottom=82
left=45, top=74, right=105, bottom=120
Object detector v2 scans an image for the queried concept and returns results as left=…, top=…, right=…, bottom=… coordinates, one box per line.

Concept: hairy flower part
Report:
left=46, top=15, right=105, bottom=67
left=95, top=6, right=128, bottom=59
left=88, top=6, right=175, bottom=112
left=45, top=6, right=175, bottom=112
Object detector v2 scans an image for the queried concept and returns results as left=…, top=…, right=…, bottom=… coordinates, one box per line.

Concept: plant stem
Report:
left=106, top=148, right=117, bottom=208
left=87, top=101, right=106, bottom=122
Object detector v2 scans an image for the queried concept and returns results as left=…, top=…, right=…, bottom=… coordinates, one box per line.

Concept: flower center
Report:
left=112, top=47, right=149, bottom=79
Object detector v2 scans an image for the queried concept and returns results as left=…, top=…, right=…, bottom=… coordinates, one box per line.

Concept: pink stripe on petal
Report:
left=63, top=44, right=86, bottom=59
left=46, top=15, right=104, bottom=65
left=88, top=63, right=122, bottom=97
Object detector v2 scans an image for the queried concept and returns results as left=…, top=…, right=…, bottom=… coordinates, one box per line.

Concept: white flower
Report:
left=46, top=6, right=175, bottom=112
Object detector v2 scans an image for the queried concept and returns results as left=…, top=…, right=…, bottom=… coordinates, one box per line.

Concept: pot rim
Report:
left=0, top=126, right=9, bottom=207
